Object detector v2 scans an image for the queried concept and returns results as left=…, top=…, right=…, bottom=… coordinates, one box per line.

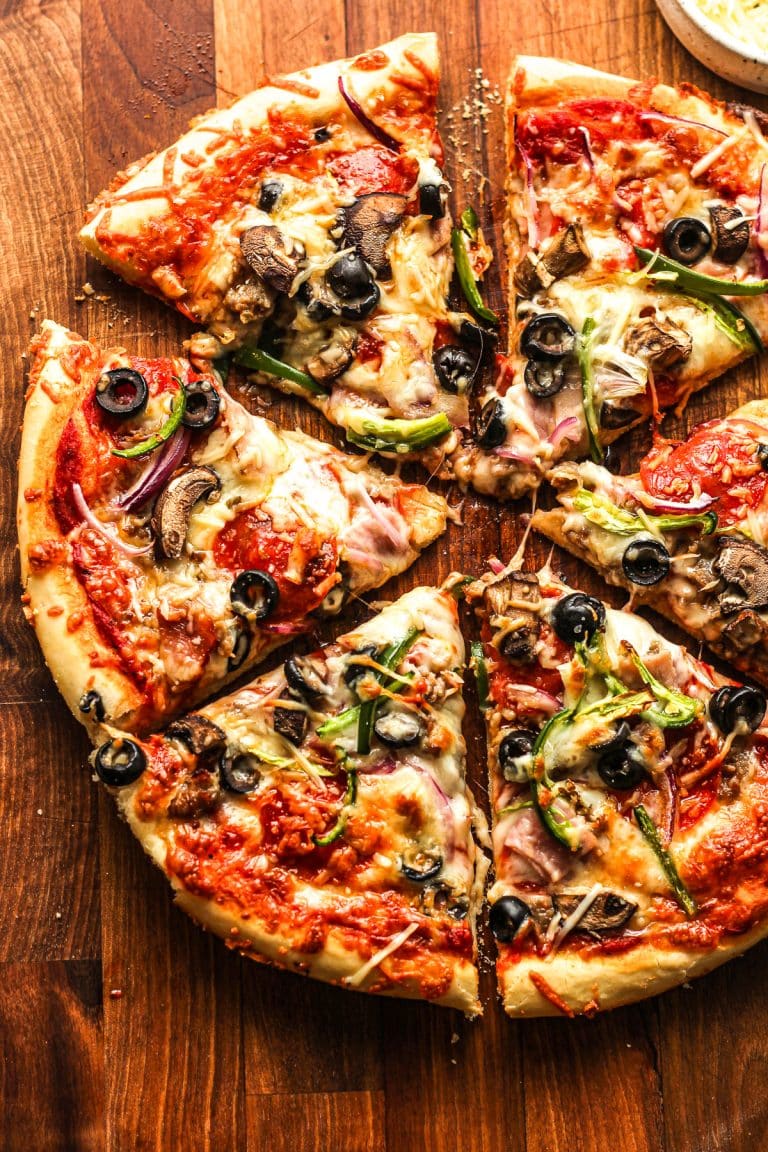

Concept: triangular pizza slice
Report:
left=18, top=321, right=446, bottom=735
left=469, top=564, right=768, bottom=1016
left=91, top=586, right=485, bottom=1012
left=80, top=33, right=489, bottom=470
left=456, top=56, right=768, bottom=501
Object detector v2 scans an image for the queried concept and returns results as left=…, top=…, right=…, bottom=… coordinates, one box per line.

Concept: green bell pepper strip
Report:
left=357, top=628, right=421, bottom=755
left=529, top=707, right=582, bottom=851
left=634, top=804, right=697, bottom=917
left=346, top=413, right=452, bottom=454
left=470, top=640, right=491, bottom=711
left=635, top=246, right=768, bottom=297
left=578, top=317, right=602, bottom=464
left=451, top=210, right=499, bottom=326
left=212, top=355, right=232, bottom=385
left=111, top=382, right=187, bottom=459
left=234, top=345, right=327, bottom=397
left=313, top=769, right=358, bottom=846
left=687, top=292, right=764, bottom=354
left=572, top=488, right=718, bottom=538
left=624, top=643, right=702, bottom=728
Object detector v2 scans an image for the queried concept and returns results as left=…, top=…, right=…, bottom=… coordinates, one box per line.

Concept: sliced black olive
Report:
left=499, top=624, right=537, bottom=663
left=314, top=126, right=331, bottom=142
left=221, top=752, right=262, bottom=794
left=476, top=398, right=506, bottom=449
left=489, top=895, right=531, bottom=942
left=520, top=313, right=576, bottom=361
left=338, top=284, right=380, bottom=321
left=597, top=743, right=646, bottom=790
left=419, top=182, right=445, bottom=219
left=343, top=644, right=379, bottom=689
left=758, top=443, right=768, bottom=470
left=551, top=592, right=606, bottom=645
left=593, top=720, right=631, bottom=756
left=182, top=377, right=220, bottom=431
left=95, top=368, right=149, bottom=419
left=622, top=538, right=670, bottom=586
left=297, top=279, right=337, bottom=322
left=662, top=216, right=711, bottom=266
left=273, top=703, right=308, bottom=745
left=228, top=623, right=251, bottom=672
left=79, top=689, right=105, bottom=723
left=708, top=204, right=750, bottom=264
left=373, top=708, right=425, bottom=748
left=498, top=730, right=535, bottom=781
left=230, top=570, right=280, bottom=621
left=433, top=345, right=478, bottom=394
left=524, top=357, right=567, bottom=398
left=258, top=179, right=283, bottom=213
left=401, top=844, right=443, bottom=882
left=458, top=318, right=498, bottom=346
left=284, top=654, right=328, bottom=703
left=710, top=684, right=766, bottom=734
left=421, top=881, right=468, bottom=918
left=95, top=738, right=146, bottom=787
left=327, top=251, right=376, bottom=300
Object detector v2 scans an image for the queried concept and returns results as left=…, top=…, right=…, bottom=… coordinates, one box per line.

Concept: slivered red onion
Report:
left=640, top=110, right=728, bottom=138
left=488, top=556, right=505, bottom=575
left=506, top=683, right=561, bottom=714
left=72, top=483, right=152, bottom=557
left=516, top=128, right=540, bottom=249
left=359, top=756, right=398, bottom=776
left=635, top=490, right=715, bottom=514
left=548, top=416, right=581, bottom=453
left=494, top=446, right=538, bottom=466
left=117, top=427, right=191, bottom=514
left=338, top=75, right=400, bottom=153
left=401, top=755, right=455, bottom=858
left=578, top=126, right=595, bottom=171
left=756, top=163, right=768, bottom=279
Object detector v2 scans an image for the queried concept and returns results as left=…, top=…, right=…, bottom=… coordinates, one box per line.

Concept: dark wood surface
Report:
left=2, top=1, right=767, bottom=1149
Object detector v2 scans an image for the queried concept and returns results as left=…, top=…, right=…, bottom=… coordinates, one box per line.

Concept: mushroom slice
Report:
left=552, top=891, right=637, bottom=935
left=514, top=223, right=590, bottom=296
left=240, top=225, right=305, bottom=294
left=223, top=278, right=275, bottom=323
left=722, top=609, right=768, bottom=653
left=484, top=574, right=542, bottom=663
left=485, top=573, right=542, bottom=617
left=306, top=329, right=358, bottom=385
left=624, top=315, right=692, bottom=369
left=152, top=466, right=221, bottom=560
left=714, top=535, right=768, bottom=615
left=272, top=700, right=308, bottom=745
left=341, top=193, right=407, bottom=276
left=708, top=204, right=750, bottom=264
left=166, top=714, right=227, bottom=757
left=165, top=715, right=226, bottom=819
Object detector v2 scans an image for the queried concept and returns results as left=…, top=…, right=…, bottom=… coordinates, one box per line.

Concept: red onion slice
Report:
left=517, top=136, right=540, bottom=250
left=578, top=126, right=595, bottom=171
left=488, top=556, right=505, bottom=575
left=548, top=416, right=581, bottom=453
left=506, top=683, right=561, bottom=715
left=640, top=110, right=728, bottom=139
left=358, top=756, right=398, bottom=776
left=493, top=446, right=539, bottom=466
left=756, top=163, right=768, bottom=279
left=635, top=490, right=716, bottom=514
left=338, top=76, right=400, bottom=153
left=117, top=427, right=191, bottom=514
left=72, top=483, right=153, bottom=557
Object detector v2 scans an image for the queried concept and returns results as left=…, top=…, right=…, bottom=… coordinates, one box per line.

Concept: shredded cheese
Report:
left=693, top=0, right=768, bottom=45
left=345, top=922, right=419, bottom=987
left=549, top=884, right=604, bottom=956
left=690, top=126, right=748, bottom=180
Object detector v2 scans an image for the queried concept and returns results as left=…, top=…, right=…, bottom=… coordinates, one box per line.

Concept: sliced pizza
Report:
left=91, top=585, right=485, bottom=1012
left=533, top=399, right=768, bottom=689
left=468, top=564, right=768, bottom=1016
left=17, top=321, right=447, bottom=736
left=455, top=56, right=768, bottom=501
left=80, top=33, right=491, bottom=468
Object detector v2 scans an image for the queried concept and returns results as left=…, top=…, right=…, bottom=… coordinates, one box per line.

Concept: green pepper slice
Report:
left=357, top=628, right=421, bottom=755
left=451, top=209, right=499, bottom=326
left=634, top=804, right=697, bottom=917
left=346, top=413, right=452, bottom=454
left=313, top=769, right=358, bottom=846
left=234, top=345, right=327, bottom=397
left=112, top=382, right=187, bottom=459
left=635, top=246, right=768, bottom=297
left=470, top=640, right=491, bottom=711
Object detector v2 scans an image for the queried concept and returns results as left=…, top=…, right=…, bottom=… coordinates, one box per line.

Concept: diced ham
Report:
left=494, top=808, right=572, bottom=885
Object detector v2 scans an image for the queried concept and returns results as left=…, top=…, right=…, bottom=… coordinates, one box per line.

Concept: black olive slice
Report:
left=597, top=743, right=646, bottom=790
left=520, top=313, right=576, bottom=361
left=95, top=368, right=149, bottom=419
left=374, top=708, right=425, bottom=748
left=433, top=345, right=478, bottom=394
left=551, top=592, right=606, bottom=645
left=758, top=443, right=768, bottom=470
left=258, top=179, right=283, bottom=213
left=524, top=357, right=568, bottom=398
left=622, top=538, right=671, bottom=586
left=458, top=318, right=498, bottom=346
left=284, top=654, right=328, bottom=703
left=489, top=895, right=531, bottom=942
left=95, top=738, right=146, bottom=787
left=710, top=684, right=766, bottom=734
left=709, top=204, right=750, bottom=264
left=230, top=570, right=280, bottom=620
left=228, top=623, right=251, bottom=672
left=221, top=752, right=262, bottom=794
left=326, top=251, right=376, bottom=300
left=593, top=720, right=631, bottom=756
left=182, top=378, right=221, bottom=431
left=401, top=843, right=443, bottom=882
left=273, top=703, right=308, bottom=745
left=343, top=644, right=379, bottom=689
left=498, top=729, right=535, bottom=781
left=419, top=182, right=445, bottom=219
left=499, top=625, right=537, bottom=663
left=662, top=216, right=711, bottom=265
left=79, top=689, right=105, bottom=723
left=476, top=398, right=506, bottom=449
left=338, top=283, right=381, bottom=321
left=314, top=126, right=331, bottom=142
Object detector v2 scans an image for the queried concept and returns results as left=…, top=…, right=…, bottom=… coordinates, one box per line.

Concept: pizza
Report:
left=17, top=320, right=447, bottom=737
left=533, top=399, right=768, bottom=688
left=454, top=56, right=768, bottom=501
left=468, top=564, right=768, bottom=1016
left=91, top=585, right=485, bottom=1012
left=79, top=33, right=495, bottom=471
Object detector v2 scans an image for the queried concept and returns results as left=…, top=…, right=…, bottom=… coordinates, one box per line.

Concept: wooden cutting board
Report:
left=1, top=1, right=767, bottom=1149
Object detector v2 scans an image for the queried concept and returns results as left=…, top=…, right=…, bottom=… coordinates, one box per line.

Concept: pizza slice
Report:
left=18, top=321, right=447, bottom=736
left=90, top=585, right=486, bottom=1012
left=80, top=33, right=490, bottom=469
left=455, top=56, right=768, bottom=501
left=532, top=399, right=768, bottom=688
left=468, top=565, right=768, bottom=1016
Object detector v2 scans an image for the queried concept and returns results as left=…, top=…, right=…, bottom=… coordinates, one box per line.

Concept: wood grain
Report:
left=3, top=0, right=768, bottom=1149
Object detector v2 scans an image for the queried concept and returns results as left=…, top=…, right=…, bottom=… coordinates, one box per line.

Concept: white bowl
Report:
left=656, top=0, right=768, bottom=94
